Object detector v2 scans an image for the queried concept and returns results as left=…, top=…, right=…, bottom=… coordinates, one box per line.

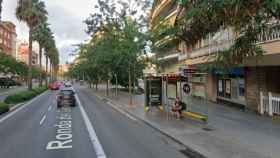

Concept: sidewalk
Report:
left=90, top=85, right=280, bottom=158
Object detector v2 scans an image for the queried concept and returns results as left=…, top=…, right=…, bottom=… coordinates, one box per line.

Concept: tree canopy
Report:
left=68, top=0, right=151, bottom=87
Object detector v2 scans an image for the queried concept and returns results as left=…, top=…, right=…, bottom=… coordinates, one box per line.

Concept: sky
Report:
left=2, top=0, right=97, bottom=64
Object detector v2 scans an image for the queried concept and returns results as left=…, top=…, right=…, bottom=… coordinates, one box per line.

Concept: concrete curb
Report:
left=9, top=102, right=25, bottom=112
left=94, top=93, right=207, bottom=158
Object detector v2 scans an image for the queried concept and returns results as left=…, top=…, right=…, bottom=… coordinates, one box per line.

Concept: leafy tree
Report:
left=81, top=0, right=151, bottom=100
left=16, top=0, right=48, bottom=90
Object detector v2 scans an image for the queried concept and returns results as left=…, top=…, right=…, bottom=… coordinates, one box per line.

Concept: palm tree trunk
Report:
left=45, top=55, right=48, bottom=86
left=28, top=28, right=33, bottom=90
left=39, top=45, right=43, bottom=87
left=50, top=61, right=53, bottom=82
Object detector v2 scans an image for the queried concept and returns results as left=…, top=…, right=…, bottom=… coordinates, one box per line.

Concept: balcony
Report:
left=257, top=26, right=280, bottom=44
left=179, top=39, right=234, bottom=61
left=179, top=25, right=280, bottom=63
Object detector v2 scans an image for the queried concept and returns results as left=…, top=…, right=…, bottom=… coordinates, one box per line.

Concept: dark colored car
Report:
left=57, top=88, right=76, bottom=108
left=0, top=78, right=21, bottom=88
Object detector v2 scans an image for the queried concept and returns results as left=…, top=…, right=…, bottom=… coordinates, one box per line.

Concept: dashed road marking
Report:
left=75, top=92, right=107, bottom=158
left=48, top=105, right=52, bottom=111
left=40, top=115, right=47, bottom=125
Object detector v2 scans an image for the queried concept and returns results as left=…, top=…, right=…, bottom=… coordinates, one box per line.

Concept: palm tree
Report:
left=44, top=36, right=59, bottom=84
left=16, top=0, right=47, bottom=90
left=48, top=46, right=59, bottom=82
left=44, top=36, right=54, bottom=86
left=33, top=22, right=51, bottom=87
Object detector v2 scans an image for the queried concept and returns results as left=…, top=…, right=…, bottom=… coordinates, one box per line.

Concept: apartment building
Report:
left=0, top=21, right=17, bottom=57
left=150, top=0, right=181, bottom=74
left=151, top=1, right=280, bottom=113
left=17, top=40, right=39, bottom=66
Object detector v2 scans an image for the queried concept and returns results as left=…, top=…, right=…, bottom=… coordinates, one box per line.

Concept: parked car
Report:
left=0, top=78, right=21, bottom=88
left=56, top=88, right=76, bottom=108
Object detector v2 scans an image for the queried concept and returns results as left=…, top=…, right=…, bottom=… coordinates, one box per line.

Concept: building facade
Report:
left=0, top=21, right=17, bottom=57
left=150, top=0, right=181, bottom=74
left=151, top=1, right=280, bottom=113
left=16, top=40, right=39, bottom=66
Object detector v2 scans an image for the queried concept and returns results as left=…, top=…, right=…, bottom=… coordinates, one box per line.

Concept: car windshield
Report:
left=61, top=90, right=73, bottom=95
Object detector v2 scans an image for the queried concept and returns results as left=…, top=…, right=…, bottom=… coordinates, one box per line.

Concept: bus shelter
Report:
left=162, top=69, right=208, bottom=122
left=144, top=76, right=163, bottom=112
left=181, top=69, right=208, bottom=122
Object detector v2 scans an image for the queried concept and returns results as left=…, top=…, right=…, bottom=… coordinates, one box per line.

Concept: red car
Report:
left=48, top=82, right=60, bottom=90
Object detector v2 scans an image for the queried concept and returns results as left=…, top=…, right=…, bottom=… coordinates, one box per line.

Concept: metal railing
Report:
left=179, top=25, right=280, bottom=60
left=187, top=39, right=234, bottom=59
left=260, top=92, right=280, bottom=116
left=257, top=26, right=280, bottom=43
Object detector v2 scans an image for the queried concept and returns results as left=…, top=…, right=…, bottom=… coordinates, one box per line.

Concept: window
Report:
left=225, top=79, right=231, bottom=98
left=218, top=79, right=224, bottom=97
left=239, top=79, right=245, bottom=97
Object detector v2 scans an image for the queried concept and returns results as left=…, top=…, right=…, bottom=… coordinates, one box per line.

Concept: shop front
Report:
left=214, top=67, right=246, bottom=106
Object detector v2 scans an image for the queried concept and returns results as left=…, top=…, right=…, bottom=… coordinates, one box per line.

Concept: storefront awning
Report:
left=213, top=67, right=245, bottom=76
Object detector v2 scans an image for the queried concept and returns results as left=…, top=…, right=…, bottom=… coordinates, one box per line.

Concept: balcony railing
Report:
left=181, top=39, right=234, bottom=60
left=179, top=25, right=280, bottom=61
left=257, top=26, right=280, bottom=43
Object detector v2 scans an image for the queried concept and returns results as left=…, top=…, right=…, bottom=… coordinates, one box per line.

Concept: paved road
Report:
left=0, top=85, right=187, bottom=158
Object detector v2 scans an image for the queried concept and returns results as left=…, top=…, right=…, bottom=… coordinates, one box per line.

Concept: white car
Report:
left=64, top=81, right=72, bottom=87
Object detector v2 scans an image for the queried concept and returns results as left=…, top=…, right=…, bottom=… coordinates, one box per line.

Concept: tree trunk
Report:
left=39, top=45, right=42, bottom=87
left=28, top=28, right=33, bottom=90
left=106, top=79, right=109, bottom=96
left=50, top=62, right=53, bottom=82
left=95, top=82, right=98, bottom=91
left=45, top=56, right=48, bottom=86
left=129, top=64, right=132, bottom=106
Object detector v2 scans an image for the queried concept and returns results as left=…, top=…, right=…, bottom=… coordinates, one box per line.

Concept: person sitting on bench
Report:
left=172, top=97, right=182, bottom=119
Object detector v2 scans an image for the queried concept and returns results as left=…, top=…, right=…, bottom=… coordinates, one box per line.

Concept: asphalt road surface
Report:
left=0, top=85, right=187, bottom=158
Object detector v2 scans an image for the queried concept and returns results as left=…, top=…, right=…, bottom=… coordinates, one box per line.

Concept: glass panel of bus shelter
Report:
left=181, top=74, right=208, bottom=116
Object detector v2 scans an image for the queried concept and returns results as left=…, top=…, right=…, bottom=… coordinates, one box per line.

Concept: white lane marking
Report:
left=9, top=103, right=24, bottom=111
left=0, top=91, right=48, bottom=124
left=48, top=105, right=52, bottom=111
left=75, top=93, right=107, bottom=158
left=107, top=102, right=137, bottom=122
left=40, top=115, right=47, bottom=125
